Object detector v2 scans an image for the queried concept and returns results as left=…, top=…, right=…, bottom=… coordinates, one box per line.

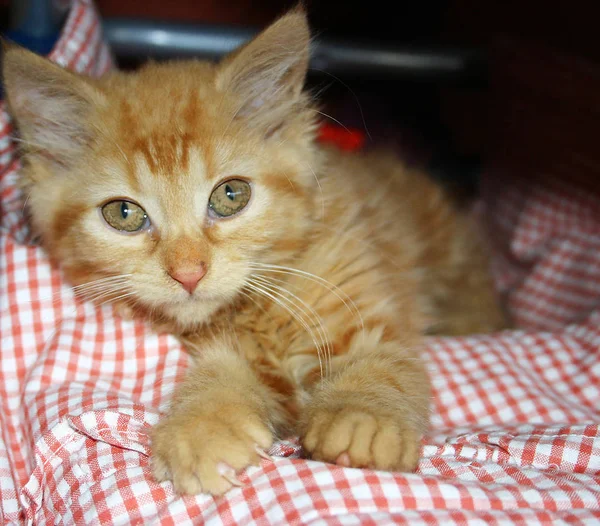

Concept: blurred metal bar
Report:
left=104, top=19, right=485, bottom=80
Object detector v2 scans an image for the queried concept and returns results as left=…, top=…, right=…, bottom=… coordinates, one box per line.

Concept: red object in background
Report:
left=318, top=123, right=365, bottom=151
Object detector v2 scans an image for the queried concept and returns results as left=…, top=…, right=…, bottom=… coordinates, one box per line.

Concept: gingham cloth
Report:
left=1, top=2, right=599, bottom=524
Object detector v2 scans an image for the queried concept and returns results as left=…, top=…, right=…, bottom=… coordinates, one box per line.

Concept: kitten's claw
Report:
left=151, top=455, right=170, bottom=482
left=255, top=445, right=274, bottom=462
left=218, top=463, right=244, bottom=487
left=335, top=452, right=351, bottom=467
left=150, top=406, right=273, bottom=496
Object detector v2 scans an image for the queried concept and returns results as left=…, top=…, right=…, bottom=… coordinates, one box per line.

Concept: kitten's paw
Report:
left=302, top=404, right=421, bottom=472
left=150, top=406, right=272, bottom=496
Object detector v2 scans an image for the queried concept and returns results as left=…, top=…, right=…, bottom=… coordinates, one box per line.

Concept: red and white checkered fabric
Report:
left=1, top=1, right=599, bottom=523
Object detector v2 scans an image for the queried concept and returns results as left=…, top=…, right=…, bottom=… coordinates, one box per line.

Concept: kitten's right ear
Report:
left=1, top=43, right=105, bottom=167
left=215, top=8, right=311, bottom=134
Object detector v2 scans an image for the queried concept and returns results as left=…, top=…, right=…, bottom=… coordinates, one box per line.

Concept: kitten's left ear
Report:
left=1, top=43, right=106, bottom=168
left=215, top=8, right=310, bottom=133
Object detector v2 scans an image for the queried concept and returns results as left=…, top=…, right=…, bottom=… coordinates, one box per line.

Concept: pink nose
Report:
left=169, top=264, right=207, bottom=294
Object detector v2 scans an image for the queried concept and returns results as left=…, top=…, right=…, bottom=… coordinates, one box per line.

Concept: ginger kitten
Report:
left=2, top=9, right=505, bottom=496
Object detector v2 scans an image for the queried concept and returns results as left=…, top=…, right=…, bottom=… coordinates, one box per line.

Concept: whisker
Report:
left=90, top=122, right=129, bottom=165
left=309, top=68, right=373, bottom=142
left=249, top=275, right=331, bottom=350
left=72, top=276, right=130, bottom=291
left=71, top=274, right=133, bottom=291
left=248, top=263, right=364, bottom=345
left=73, top=284, right=129, bottom=298
left=83, top=285, right=133, bottom=305
left=299, top=158, right=325, bottom=221
left=239, top=289, right=302, bottom=349
left=280, top=170, right=297, bottom=193
left=72, top=282, right=131, bottom=298
left=249, top=275, right=332, bottom=374
left=250, top=271, right=344, bottom=348
left=21, top=190, right=32, bottom=215
left=244, top=281, right=325, bottom=379
left=77, top=276, right=134, bottom=304
left=238, top=289, right=275, bottom=322
left=97, top=291, right=137, bottom=308
left=310, top=109, right=352, bottom=135
left=32, top=275, right=133, bottom=304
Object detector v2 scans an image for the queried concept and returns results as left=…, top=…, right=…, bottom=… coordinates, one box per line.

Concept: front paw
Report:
left=302, top=396, right=422, bottom=472
left=151, top=404, right=273, bottom=496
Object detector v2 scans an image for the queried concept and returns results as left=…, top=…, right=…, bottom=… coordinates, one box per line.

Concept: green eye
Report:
left=101, top=200, right=149, bottom=232
left=209, top=179, right=251, bottom=217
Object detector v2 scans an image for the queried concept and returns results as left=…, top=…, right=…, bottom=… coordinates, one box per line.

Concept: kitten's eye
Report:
left=209, top=179, right=251, bottom=217
left=101, top=200, right=149, bottom=233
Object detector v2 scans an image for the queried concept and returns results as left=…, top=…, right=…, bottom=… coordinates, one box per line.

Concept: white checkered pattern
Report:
left=1, top=1, right=599, bottom=523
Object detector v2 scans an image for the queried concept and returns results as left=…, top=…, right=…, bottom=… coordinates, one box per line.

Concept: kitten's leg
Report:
left=301, top=334, right=430, bottom=471
left=425, top=264, right=509, bottom=336
left=151, top=338, right=281, bottom=495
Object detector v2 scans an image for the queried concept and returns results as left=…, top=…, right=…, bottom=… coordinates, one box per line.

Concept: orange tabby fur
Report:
left=2, top=9, right=505, bottom=496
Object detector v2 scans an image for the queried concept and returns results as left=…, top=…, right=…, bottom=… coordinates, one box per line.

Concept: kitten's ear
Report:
left=216, top=8, right=310, bottom=132
left=1, top=43, right=105, bottom=166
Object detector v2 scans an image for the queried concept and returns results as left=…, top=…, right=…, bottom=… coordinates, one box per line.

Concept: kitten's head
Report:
left=2, top=9, right=320, bottom=330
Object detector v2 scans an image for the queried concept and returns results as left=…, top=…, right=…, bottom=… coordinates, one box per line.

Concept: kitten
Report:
left=2, top=9, right=505, bottom=496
